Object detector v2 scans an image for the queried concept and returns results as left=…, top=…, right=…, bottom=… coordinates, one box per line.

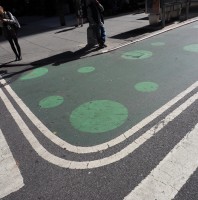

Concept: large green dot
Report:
left=78, top=66, right=95, bottom=73
left=70, top=100, right=128, bottom=133
left=135, top=82, right=159, bottom=92
left=39, top=96, right=64, bottom=109
left=183, top=44, right=198, bottom=53
left=122, top=50, right=153, bottom=60
left=20, top=68, right=48, bottom=80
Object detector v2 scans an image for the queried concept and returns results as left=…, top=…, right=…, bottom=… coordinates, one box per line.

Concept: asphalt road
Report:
left=1, top=19, right=198, bottom=200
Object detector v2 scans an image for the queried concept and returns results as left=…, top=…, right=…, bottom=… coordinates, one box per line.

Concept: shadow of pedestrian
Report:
left=30, top=44, right=100, bottom=67
left=0, top=60, right=16, bottom=67
left=0, top=45, right=102, bottom=83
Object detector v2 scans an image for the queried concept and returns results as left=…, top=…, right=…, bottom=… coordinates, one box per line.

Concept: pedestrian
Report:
left=73, top=0, right=84, bottom=27
left=85, top=0, right=107, bottom=48
left=0, top=6, right=22, bottom=61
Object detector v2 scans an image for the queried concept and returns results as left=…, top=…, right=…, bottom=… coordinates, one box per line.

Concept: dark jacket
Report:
left=86, top=0, right=104, bottom=24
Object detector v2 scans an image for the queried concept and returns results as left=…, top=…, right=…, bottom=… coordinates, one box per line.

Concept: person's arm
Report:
left=2, top=12, right=16, bottom=25
left=96, top=0, right=104, bottom=12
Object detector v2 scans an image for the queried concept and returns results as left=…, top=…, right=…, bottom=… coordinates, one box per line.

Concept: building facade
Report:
left=0, top=0, right=74, bottom=16
left=0, top=0, right=145, bottom=17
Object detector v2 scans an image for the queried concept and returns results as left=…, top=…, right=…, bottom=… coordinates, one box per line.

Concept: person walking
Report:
left=73, top=0, right=84, bottom=27
left=85, top=0, right=107, bottom=48
left=0, top=6, right=22, bottom=61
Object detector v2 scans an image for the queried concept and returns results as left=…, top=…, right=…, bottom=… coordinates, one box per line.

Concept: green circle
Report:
left=135, top=82, right=159, bottom=92
left=78, top=66, right=95, bottom=73
left=20, top=68, right=48, bottom=80
left=122, top=50, right=153, bottom=60
left=70, top=100, right=128, bottom=133
left=151, top=42, right=165, bottom=46
left=183, top=44, right=198, bottom=53
left=39, top=96, right=64, bottom=109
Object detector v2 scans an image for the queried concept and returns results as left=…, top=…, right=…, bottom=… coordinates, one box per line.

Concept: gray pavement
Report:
left=0, top=12, right=148, bottom=65
left=0, top=4, right=198, bottom=66
left=1, top=6, right=198, bottom=200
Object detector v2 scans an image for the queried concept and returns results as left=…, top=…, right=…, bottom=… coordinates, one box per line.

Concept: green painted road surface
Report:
left=10, top=22, right=198, bottom=146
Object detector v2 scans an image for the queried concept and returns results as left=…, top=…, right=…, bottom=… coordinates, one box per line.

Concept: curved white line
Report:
left=1, top=79, right=198, bottom=154
left=0, top=87, right=197, bottom=169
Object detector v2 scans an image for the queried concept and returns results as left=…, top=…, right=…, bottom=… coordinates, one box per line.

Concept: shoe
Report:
left=15, top=55, right=22, bottom=61
left=98, top=43, right=107, bottom=48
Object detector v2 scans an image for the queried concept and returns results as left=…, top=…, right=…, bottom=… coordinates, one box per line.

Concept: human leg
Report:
left=13, top=37, right=22, bottom=60
left=80, top=17, right=83, bottom=26
left=100, top=25, right=106, bottom=44
left=93, top=25, right=102, bottom=44
left=8, top=38, right=19, bottom=60
left=98, top=25, right=107, bottom=48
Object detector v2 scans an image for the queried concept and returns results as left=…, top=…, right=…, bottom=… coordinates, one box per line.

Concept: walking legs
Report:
left=8, top=38, right=22, bottom=61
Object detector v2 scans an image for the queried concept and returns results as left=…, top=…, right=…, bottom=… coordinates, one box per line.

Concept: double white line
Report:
left=0, top=79, right=197, bottom=170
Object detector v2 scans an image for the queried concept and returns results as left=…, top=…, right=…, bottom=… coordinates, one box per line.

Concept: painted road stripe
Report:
left=102, top=17, right=198, bottom=53
left=1, top=79, right=198, bottom=154
left=124, top=123, right=198, bottom=200
left=0, top=85, right=197, bottom=169
left=0, top=129, right=24, bottom=198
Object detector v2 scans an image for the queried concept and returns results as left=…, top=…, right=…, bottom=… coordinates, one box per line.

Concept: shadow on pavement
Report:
left=0, top=11, right=146, bottom=42
left=0, top=45, right=102, bottom=83
left=55, top=27, right=76, bottom=34
left=110, top=24, right=161, bottom=40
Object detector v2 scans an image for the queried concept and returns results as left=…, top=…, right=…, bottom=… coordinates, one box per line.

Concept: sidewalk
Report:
left=0, top=6, right=198, bottom=66
left=0, top=12, right=152, bottom=65
left=0, top=14, right=148, bottom=64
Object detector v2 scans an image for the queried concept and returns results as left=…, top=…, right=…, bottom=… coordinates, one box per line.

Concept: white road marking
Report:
left=124, top=123, right=198, bottom=200
left=1, top=79, right=198, bottom=154
left=103, top=17, right=198, bottom=53
left=0, top=129, right=24, bottom=198
left=0, top=84, right=197, bottom=169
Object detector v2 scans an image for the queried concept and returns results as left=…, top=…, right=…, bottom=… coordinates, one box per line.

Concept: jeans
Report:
left=93, top=23, right=106, bottom=45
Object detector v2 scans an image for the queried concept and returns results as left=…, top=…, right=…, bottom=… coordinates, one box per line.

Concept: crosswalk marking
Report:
left=124, top=123, right=198, bottom=200
left=0, top=129, right=24, bottom=198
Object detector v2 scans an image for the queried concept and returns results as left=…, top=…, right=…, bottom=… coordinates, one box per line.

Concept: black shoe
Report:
left=99, top=43, right=107, bottom=48
left=15, top=55, right=22, bottom=61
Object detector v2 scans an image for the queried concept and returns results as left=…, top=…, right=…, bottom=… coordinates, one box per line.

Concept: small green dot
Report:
left=78, top=66, right=95, bottom=73
left=135, top=82, right=159, bottom=92
left=39, top=96, right=64, bottom=109
left=122, top=50, right=153, bottom=60
left=183, top=44, right=198, bottom=53
left=20, top=68, right=48, bottom=80
left=70, top=100, right=128, bottom=133
left=151, top=42, right=165, bottom=46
